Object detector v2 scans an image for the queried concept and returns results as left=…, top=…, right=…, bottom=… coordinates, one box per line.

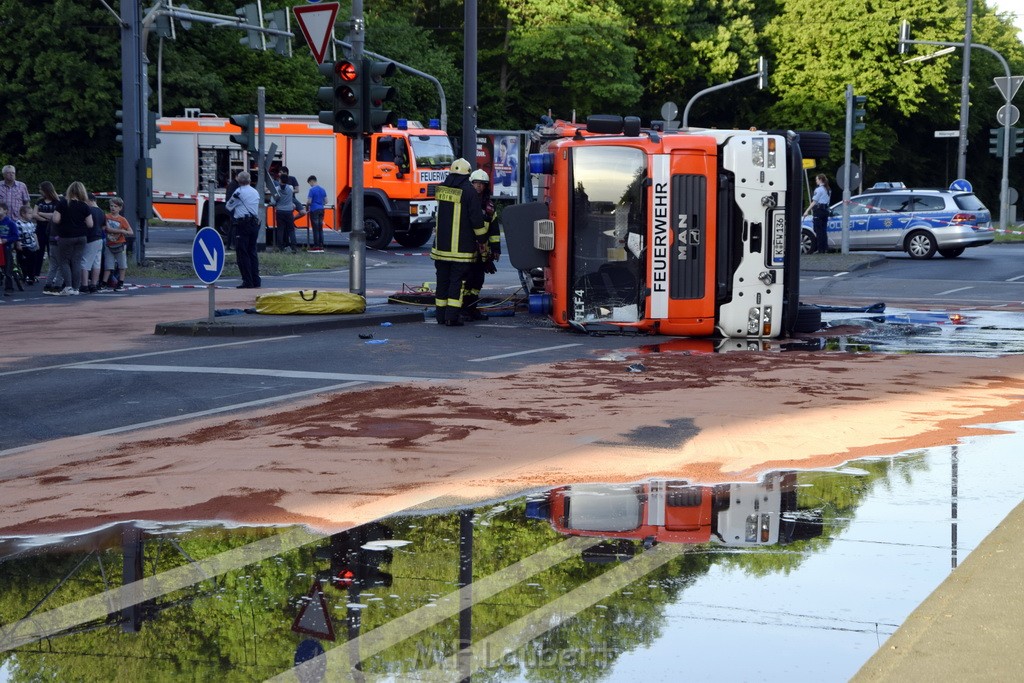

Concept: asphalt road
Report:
left=4, top=233, right=1024, bottom=454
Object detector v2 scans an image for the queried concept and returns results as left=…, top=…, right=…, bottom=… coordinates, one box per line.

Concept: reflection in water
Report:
left=1, top=426, right=1024, bottom=681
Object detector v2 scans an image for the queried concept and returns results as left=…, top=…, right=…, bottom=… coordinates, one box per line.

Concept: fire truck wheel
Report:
left=394, top=227, right=434, bottom=248
left=794, top=304, right=822, bottom=333
left=364, top=207, right=395, bottom=250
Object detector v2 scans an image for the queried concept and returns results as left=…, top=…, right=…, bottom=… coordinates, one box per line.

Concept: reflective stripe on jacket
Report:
left=431, top=176, right=486, bottom=262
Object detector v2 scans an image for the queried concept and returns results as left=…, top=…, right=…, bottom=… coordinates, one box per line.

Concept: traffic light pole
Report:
left=841, top=85, right=854, bottom=255
left=348, top=2, right=367, bottom=296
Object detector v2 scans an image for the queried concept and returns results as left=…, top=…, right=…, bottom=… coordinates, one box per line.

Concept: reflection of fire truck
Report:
left=150, top=110, right=455, bottom=249
left=504, top=116, right=827, bottom=338
left=530, top=472, right=823, bottom=548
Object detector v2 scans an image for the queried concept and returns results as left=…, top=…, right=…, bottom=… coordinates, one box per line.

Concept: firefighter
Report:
left=430, top=158, right=487, bottom=326
left=462, top=169, right=500, bottom=321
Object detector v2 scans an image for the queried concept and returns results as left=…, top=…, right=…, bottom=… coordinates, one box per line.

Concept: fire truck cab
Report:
left=504, top=116, right=826, bottom=338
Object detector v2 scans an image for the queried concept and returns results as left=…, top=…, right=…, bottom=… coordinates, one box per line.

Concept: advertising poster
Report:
left=492, top=134, right=519, bottom=199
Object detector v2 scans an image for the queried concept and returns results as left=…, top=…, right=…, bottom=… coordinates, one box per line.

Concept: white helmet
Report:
left=469, top=169, right=489, bottom=183
left=450, top=158, right=472, bottom=175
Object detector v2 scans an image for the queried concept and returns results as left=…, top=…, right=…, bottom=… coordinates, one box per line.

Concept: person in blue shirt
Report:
left=0, top=200, right=21, bottom=294
left=305, top=175, right=328, bottom=252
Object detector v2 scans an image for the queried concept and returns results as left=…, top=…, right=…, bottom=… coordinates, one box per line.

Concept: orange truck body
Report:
left=505, top=118, right=817, bottom=338
left=150, top=111, right=454, bottom=249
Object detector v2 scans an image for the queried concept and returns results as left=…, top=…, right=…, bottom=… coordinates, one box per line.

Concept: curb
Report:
left=154, top=306, right=427, bottom=337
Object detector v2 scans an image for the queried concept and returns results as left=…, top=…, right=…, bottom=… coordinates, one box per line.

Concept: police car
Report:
left=801, top=182, right=994, bottom=259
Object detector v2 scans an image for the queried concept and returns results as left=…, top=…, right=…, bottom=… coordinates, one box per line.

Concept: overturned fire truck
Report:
left=503, top=116, right=828, bottom=338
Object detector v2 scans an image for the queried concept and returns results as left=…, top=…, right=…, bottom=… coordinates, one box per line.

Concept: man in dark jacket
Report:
left=430, top=158, right=487, bottom=326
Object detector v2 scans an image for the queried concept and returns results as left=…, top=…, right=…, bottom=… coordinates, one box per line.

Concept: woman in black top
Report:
left=34, top=181, right=60, bottom=287
left=50, top=181, right=93, bottom=295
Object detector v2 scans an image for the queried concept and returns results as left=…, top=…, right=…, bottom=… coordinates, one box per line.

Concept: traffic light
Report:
left=229, top=114, right=256, bottom=151
left=1014, top=128, right=1023, bottom=157
left=852, top=95, right=867, bottom=132
left=264, top=8, right=291, bottom=57
left=991, top=127, right=1006, bottom=157
left=115, top=109, right=124, bottom=143
left=318, top=60, right=362, bottom=136
left=363, top=58, right=398, bottom=134
left=147, top=110, right=161, bottom=149
left=236, top=2, right=264, bottom=50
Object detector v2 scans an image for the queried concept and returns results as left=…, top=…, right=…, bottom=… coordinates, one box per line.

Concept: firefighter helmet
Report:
left=450, top=158, right=472, bottom=175
left=469, top=169, right=489, bottom=183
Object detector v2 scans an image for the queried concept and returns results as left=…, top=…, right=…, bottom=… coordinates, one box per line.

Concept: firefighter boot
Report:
left=434, top=306, right=445, bottom=325
left=444, top=307, right=464, bottom=326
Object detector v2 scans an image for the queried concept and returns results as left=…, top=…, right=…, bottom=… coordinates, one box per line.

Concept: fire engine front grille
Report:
left=670, top=174, right=707, bottom=300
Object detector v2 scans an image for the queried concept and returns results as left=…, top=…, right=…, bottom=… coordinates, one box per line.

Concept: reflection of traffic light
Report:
left=1014, top=128, right=1024, bottom=157
left=317, top=523, right=394, bottom=590
left=318, top=60, right=362, bottom=136
left=363, top=58, right=398, bottom=134
left=229, top=114, right=255, bottom=151
left=115, top=109, right=124, bottom=143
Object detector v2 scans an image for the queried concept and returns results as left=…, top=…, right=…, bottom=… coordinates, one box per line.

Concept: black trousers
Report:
left=235, top=218, right=261, bottom=287
left=434, top=259, right=470, bottom=322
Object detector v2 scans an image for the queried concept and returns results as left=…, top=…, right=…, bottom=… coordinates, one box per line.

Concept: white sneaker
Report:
left=59, top=287, right=78, bottom=296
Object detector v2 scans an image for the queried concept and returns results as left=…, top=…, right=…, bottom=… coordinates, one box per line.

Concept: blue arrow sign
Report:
left=950, top=179, right=973, bottom=193
left=192, top=227, right=225, bottom=284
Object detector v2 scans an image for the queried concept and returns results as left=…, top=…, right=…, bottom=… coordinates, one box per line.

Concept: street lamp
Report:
left=682, top=57, right=768, bottom=129
left=899, top=20, right=1015, bottom=234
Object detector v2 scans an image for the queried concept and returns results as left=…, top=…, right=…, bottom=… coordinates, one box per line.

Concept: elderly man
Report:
left=0, top=165, right=31, bottom=218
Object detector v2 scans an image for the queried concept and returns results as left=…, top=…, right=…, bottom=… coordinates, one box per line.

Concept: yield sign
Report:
left=993, top=75, right=1024, bottom=101
left=291, top=580, right=336, bottom=641
left=294, top=2, right=339, bottom=64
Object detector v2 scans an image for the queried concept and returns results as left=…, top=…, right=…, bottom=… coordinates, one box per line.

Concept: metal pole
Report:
left=207, top=177, right=216, bottom=322
left=349, top=2, right=366, bottom=296
left=841, top=85, right=854, bottom=255
left=257, top=87, right=266, bottom=247
left=463, top=0, right=478, bottom=164
left=681, top=72, right=760, bottom=129
left=121, top=0, right=143, bottom=265
left=957, top=0, right=974, bottom=179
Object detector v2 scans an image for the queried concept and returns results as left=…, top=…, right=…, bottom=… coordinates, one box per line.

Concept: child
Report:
left=15, top=204, right=39, bottom=284
left=101, top=197, right=134, bottom=290
left=0, top=201, right=21, bottom=293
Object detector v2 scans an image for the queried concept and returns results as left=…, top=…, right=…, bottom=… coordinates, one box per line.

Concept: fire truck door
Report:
left=368, top=136, right=407, bottom=208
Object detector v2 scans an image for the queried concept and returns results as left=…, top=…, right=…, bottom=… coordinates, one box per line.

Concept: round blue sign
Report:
left=949, top=179, right=973, bottom=193
left=294, top=639, right=326, bottom=683
left=192, top=227, right=225, bottom=284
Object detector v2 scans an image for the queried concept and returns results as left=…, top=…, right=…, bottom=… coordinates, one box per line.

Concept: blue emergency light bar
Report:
left=529, top=153, right=554, bottom=174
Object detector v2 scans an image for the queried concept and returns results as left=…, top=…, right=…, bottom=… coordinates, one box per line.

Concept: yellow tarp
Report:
left=254, top=290, right=366, bottom=315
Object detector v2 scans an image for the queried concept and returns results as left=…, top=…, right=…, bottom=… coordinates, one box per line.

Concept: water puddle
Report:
left=2, top=422, right=1024, bottom=681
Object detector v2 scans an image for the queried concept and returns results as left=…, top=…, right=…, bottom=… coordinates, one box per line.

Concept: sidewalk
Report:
left=853, top=498, right=1024, bottom=681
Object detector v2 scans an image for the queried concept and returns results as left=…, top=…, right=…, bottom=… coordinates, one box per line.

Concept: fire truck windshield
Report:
left=569, top=146, right=647, bottom=323
left=411, top=135, right=455, bottom=169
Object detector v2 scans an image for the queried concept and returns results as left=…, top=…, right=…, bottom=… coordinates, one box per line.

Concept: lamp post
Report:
left=899, top=22, right=1014, bottom=233
left=682, top=57, right=768, bottom=129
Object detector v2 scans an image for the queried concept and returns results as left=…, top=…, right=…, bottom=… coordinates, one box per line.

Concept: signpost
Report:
left=192, top=227, right=225, bottom=322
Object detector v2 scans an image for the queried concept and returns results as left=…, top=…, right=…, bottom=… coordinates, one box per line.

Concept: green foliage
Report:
left=2, top=1, right=1024, bottom=225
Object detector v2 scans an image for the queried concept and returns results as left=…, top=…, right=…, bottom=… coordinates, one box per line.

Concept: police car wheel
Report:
left=905, top=230, right=937, bottom=259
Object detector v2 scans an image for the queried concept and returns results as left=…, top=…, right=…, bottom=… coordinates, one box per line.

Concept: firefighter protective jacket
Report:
left=431, top=174, right=486, bottom=262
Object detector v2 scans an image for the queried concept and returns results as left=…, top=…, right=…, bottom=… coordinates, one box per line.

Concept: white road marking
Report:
left=1007, top=274, right=1024, bottom=282
left=0, top=336, right=300, bottom=378
left=72, top=363, right=437, bottom=384
left=934, top=286, right=974, bottom=296
left=469, top=343, right=583, bottom=362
